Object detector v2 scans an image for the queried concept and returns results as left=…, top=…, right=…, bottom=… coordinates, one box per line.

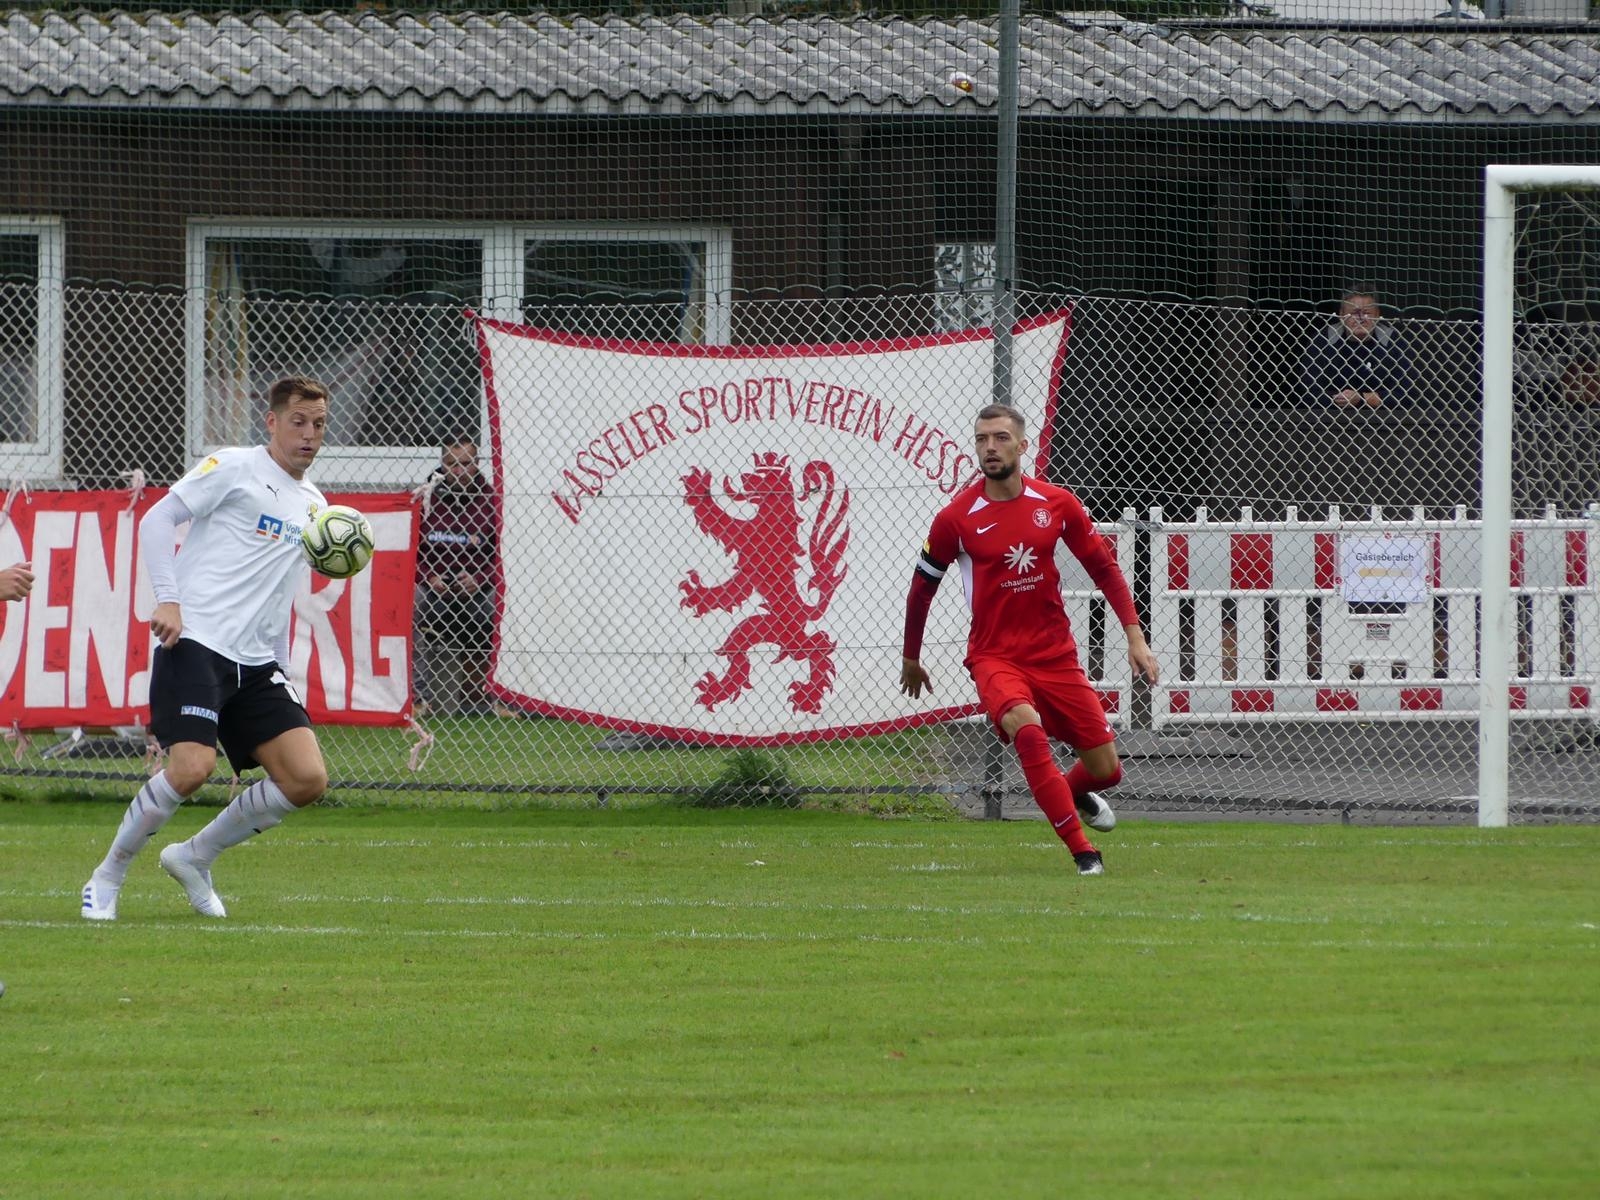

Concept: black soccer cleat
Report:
left=1073, top=850, right=1105, bottom=876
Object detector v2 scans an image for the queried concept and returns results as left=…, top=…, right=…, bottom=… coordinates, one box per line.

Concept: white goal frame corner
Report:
left=1479, top=164, right=1600, bottom=827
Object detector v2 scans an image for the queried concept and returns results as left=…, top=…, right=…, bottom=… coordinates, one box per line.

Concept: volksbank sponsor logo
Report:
left=180, top=705, right=219, bottom=723
left=255, top=514, right=306, bottom=541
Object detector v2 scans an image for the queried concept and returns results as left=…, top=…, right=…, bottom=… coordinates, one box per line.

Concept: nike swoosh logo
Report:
left=977, top=523, right=997, bottom=533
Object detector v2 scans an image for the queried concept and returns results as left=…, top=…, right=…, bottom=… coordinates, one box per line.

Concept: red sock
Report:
left=1014, top=725, right=1094, bottom=855
left=1066, top=759, right=1123, bottom=802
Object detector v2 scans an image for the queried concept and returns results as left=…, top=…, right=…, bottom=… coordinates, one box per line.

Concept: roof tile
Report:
left=0, top=12, right=1595, bottom=120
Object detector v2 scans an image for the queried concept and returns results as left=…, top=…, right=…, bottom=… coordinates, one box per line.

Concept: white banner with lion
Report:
left=476, top=312, right=1072, bottom=743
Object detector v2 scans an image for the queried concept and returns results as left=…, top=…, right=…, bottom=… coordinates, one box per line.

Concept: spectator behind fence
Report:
left=412, top=438, right=502, bottom=717
left=1300, top=286, right=1414, bottom=408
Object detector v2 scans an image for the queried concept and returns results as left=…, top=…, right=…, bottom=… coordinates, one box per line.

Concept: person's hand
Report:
left=410, top=478, right=438, bottom=504
left=1362, top=391, right=1383, bottom=407
left=1332, top=388, right=1363, bottom=407
left=427, top=574, right=449, bottom=593
left=456, top=572, right=480, bottom=595
left=1126, top=626, right=1160, bottom=685
left=900, top=657, right=932, bottom=699
left=0, top=561, right=33, bottom=603
left=150, top=601, right=184, bottom=649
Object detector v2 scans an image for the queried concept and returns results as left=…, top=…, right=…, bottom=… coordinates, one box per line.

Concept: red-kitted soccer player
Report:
left=900, top=404, right=1159, bottom=874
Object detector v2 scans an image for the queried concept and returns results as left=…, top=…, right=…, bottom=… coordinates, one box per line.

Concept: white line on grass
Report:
left=248, top=835, right=996, bottom=853
left=1, top=916, right=1519, bottom=953
left=0, top=887, right=1535, bottom=935
left=283, top=837, right=580, bottom=849
left=25, top=831, right=1570, bottom=858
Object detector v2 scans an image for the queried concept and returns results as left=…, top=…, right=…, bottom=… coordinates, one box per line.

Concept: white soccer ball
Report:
left=301, top=504, right=376, bottom=580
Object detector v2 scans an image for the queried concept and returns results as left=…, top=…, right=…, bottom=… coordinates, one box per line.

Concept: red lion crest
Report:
left=679, top=452, right=851, bottom=713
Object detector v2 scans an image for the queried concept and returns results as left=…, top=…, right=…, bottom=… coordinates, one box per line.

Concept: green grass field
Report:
left=3, top=802, right=1597, bottom=1199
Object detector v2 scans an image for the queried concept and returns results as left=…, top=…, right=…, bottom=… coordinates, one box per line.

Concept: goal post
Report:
left=1481, top=165, right=1600, bottom=827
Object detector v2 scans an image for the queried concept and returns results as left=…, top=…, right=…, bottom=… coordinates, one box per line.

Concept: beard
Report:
left=981, top=458, right=1017, bottom=481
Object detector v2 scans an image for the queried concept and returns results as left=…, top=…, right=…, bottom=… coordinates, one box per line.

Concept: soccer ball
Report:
left=301, top=504, right=376, bottom=580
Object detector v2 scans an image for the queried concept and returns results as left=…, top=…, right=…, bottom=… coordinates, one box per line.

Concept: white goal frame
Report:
left=1480, top=165, right=1600, bottom=826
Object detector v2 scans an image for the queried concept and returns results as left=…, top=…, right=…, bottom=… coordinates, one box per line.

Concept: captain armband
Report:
left=915, top=544, right=948, bottom=581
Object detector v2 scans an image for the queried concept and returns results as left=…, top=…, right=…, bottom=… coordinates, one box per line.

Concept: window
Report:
left=188, top=223, right=730, bottom=485
left=934, top=242, right=995, bottom=333
left=523, top=234, right=722, bottom=343
left=0, top=217, right=64, bottom=480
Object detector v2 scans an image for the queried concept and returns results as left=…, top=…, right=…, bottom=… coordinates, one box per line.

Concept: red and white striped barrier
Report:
left=1150, top=506, right=1598, bottom=725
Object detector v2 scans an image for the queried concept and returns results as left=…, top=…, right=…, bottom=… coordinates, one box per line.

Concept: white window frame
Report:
left=186, top=220, right=732, bottom=487
left=0, top=216, right=65, bottom=482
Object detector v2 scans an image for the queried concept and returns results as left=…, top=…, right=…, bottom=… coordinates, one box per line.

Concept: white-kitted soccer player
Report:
left=81, top=376, right=334, bottom=920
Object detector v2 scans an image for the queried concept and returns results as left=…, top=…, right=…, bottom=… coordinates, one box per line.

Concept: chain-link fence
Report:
left=1, top=10, right=1598, bottom=819
left=0, top=285, right=1593, bottom=821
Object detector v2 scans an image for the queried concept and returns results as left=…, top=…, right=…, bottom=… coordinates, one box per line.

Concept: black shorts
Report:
left=150, top=638, right=313, bottom=774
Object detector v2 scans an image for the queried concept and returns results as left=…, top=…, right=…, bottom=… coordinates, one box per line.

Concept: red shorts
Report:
left=968, top=652, right=1116, bottom=750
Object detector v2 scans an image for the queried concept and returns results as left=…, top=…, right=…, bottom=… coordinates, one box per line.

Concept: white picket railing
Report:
left=1148, top=506, right=1599, bottom=728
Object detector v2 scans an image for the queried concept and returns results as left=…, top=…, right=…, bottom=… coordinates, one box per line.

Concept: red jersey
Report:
left=915, top=476, right=1137, bottom=666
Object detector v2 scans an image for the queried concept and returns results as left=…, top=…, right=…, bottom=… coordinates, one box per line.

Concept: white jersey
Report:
left=168, top=446, right=326, bottom=666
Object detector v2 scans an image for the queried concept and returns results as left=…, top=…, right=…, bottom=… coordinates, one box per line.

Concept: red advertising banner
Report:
left=0, top=490, right=416, bottom=731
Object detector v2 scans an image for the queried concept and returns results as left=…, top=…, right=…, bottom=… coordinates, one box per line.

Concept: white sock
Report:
left=96, top=772, right=185, bottom=884
left=185, top=779, right=298, bottom=867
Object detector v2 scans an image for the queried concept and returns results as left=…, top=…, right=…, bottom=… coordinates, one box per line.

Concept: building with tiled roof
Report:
left=1, top=11, right=1597, bottom=120
left=1, top=10, right=1596, bottom=498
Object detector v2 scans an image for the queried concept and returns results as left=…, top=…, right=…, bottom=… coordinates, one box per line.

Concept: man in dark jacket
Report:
left=412, top=438, right=500, bottom=716
left=1300, top=286, right=1415, bottom=408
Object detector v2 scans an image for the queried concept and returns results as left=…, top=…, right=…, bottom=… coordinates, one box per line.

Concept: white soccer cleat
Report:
left=158, top=843, right=227, bottom=918
left=80, top=874, right=120, bottom=921
left=1077, top=790, right=1117, bottom=832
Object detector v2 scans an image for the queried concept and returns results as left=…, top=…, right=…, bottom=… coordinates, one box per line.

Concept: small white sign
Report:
left=1341, top=534, right=1431, bottom=604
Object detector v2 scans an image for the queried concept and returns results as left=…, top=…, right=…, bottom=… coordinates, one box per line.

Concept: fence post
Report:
left=1129, top=506, right=1154, bottom=730
left=982, top=733, right=1007, bottom=821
